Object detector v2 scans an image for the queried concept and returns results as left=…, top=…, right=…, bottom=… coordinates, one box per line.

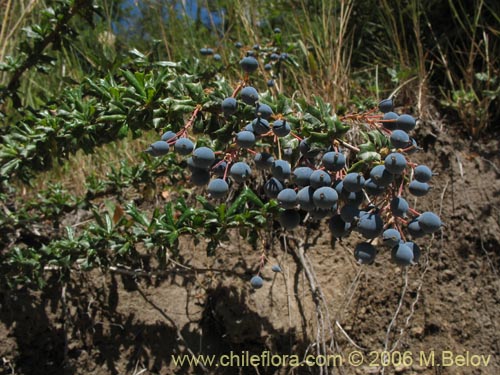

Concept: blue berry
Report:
left=207, top=178, right=229, bottom=199
left=299, top=138, right=310, bottom=155
left=255, top=103, right=273, bottom=120
left=292, top=167, right=314, bottom=187
left=312, top=186, right=338, bottom=209
left=390, top=197, right=409, bottom=217
left=357, top=212, right=383, bottom=239
left=370, top=165, right=394, bottom=187
left=200, top=47, right=214, bottom=55
left=414, top=165, right=433, bottom=182
left=382, top=229, right=401, bottom=247
left=378, top=98, right=394, bottom=113
left=272, top=120, right=291, bottom=137
left=396, top=114, right=416, bottom=132
left=250, top=275, right=264, bottom=289
left=192, top=147, right=215, bottom=169
left=236, top=131, right=256, bottom=149
left=310, top=170, right=331, bottom=188
left=381, top=111, right=398, bottom=130
left=391, top=243, right=414, bottom=266
left=271, top=264, right=282, bottom=272
left=221, top=97, right=238, bottom=116
left=254, top=152, right=274, bottom=169
left=343, top=173, right=365, bottom=193
left=229, top=162, right=252, bottom=183
left=417, top=212, right=441, bottom=234
left=145, top=141, right=169, bottom=157
left=174, top=138, right=194, bottom=155
left=251, top=117, right=271, bottom=135
left=271, top=159, right=291, bottom=180
left=322, top=151, right=346, bottom=172
left=240, top=86, right=259, bottom=105
left=364, top=178, right=386, bottom=195
left=190, top=168, right=210, bottom=186
left=384, top=153, right=407, bottom=175
left=277, top=188, right=297, bottom=209
left=405, top=241, right=421, bottom=263
left=161, top=130, right=177, bottom=142
left=409, top=180, right=431, bottom=197
left=264, top=177, right=284, bottom=198
left=240, top=56, right=259, bottom=73
left=340, top=204, right=361, bottom=223
left=354, top=242, right=377, bottom=264
left=329, top=215, right=352, bottom=238
left=297, top=186, right=315, bottom=211
left=407, top=219, right=425, bottom=238
left=390, top=130, right=410, bottom=149
left=279, top=209, right=301, bottom=230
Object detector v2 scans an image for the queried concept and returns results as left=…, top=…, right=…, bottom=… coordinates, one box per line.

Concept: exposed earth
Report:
left=0, top=123, right=499, bottom=375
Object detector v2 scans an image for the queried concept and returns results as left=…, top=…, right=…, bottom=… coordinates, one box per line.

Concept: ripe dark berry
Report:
left=310, top=170, right=331, bottom=188
left=354, top=242, right=377, bottom=264
left=250, top=275, right=264, bottom=289
left=391, top=243, right=414, bottom=266
left=240, top=56, right=259, bottom=73
left=340, top=204, right=361, bottom=223
left=382, top=228, right=401, bottom=247
left=236, top=131, right=256, bottom=149
left=255, top=103, right=273, bottom=120
left=378, top=98, right=394, bottom=113
left=390, top=197, right=409, bottom=217
left=251, top=117, right=270, bottom=135
left=279, top=209, right=301, bottom=230
left=292, top=167, right=314, bottom=187
left=264, top=177, right=284, bottom=198
left=414, top=165, right=433, bottom=182
left=390, top=130, right=410, bottom=149
left=381, top=111, right=398, bottom=130
left=254, top=152, right=274, bottom=169
left=384, top=153, right=407, bottom=175
left=192, top=147, right=215, bottom=169
left=207, top=178, right=229, bottom=199
left=240, top=86, right=259, bottom=105
left=343, top=173, right=365, bottom=193
left=322, top=151, right=346, bottom=172
left=409, top=180, right=431, bottom=196
left=229, top=162, right=252, bottom=183
left=329, top=215, right=352, bottom=238
left=370, top=165, right=394, bottom=187
left=174, top=138, right=194, bottom=155
left=277, top=188, right=297, bottom=209
left=145, top=141, right=169, bottom=157
left=221, top=97, right=238, bottom=116
left=271, top=159, right=291, bottom=180
left=417, top=212, right=441, bottom=234
left=297, top=186, right=315, bottom=211
left=272, top=119, right=291, bottom=137
left=357, top=213, right=384, bottom=239
left=396, top=114, right=416, bottom=132
left=312, top=186, right=338, bottom=209
left=190, top=168, right=210, bottom=186
left=161, top=130, right=177, bottom=142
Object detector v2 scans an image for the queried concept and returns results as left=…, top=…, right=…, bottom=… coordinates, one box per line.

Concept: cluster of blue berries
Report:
left=144, top=38, right=442, bottom=290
